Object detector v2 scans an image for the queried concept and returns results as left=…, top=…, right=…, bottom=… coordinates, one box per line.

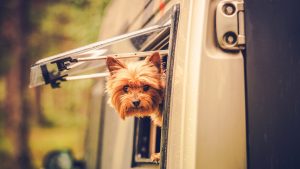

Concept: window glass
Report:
left=30, top=23, right=170, bottom=88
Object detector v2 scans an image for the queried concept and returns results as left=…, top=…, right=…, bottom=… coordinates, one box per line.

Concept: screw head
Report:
left=223, top=3, right=236, bottom=15
left=223, top=32, right=237, bottom=45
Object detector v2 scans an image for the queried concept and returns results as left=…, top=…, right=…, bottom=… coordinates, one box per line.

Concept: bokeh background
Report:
left=0, top=0, right=110, bottom=169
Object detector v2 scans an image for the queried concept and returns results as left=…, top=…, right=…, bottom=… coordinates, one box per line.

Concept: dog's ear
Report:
left=145, top=52, right=161, bottom=72
left=106, top=56, right=126, bottom=75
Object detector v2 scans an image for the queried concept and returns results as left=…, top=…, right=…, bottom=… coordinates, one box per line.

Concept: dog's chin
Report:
left=125, top=107, right=154, bottom=118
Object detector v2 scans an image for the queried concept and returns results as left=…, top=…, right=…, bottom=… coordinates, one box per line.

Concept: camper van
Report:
left=30, top=0, right=300, bottom=169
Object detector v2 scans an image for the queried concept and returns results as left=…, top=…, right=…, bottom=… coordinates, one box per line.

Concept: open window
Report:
left=29, top=4, right=179, bottom=169
left=29, top=23, right=170, bottom=88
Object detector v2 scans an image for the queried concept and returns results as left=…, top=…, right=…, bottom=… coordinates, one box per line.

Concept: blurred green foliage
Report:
left=29, top=0, right=110, bottom=60
left=30, top=0, right=110, bottom=167
left=0, top=80, right=13, bottom=156
left=0, top=0, right=110, bottom=168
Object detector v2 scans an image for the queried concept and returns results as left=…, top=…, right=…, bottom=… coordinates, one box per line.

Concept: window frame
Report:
left=131, top=27, right=170, bottom=166
left=159, top=4, right=180, bottom=169
left=130, top=4, right=180, bottom=168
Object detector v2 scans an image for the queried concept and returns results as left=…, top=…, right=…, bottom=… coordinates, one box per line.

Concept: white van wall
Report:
left=167, top=0, right=246, bottom=169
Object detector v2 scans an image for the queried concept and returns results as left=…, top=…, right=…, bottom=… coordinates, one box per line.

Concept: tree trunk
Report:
left=2, top=0, right=33, bottom=169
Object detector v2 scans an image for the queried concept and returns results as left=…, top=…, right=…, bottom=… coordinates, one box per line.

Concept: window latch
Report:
left=216, top=0, right=245, bottom=50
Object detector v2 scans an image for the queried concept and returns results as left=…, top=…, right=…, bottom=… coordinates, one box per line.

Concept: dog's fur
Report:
left=106, top=52, right=164, bottom=126
left=106, top=52, right=164, bottom=161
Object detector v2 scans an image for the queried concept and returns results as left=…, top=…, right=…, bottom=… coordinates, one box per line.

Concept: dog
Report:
left=106, top=52, right=165, bottom=162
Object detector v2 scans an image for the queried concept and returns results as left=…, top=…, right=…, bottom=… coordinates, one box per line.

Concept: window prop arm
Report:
left=43, top=50, right=168, bottom=87
left=74, top=50, right=168, bottom=62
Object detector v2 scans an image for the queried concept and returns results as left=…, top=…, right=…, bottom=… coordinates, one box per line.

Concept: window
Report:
left=29, top=23, right=170, bottom=88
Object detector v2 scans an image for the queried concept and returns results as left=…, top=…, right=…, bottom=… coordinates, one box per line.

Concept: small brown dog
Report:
left=106, top=52, right=165, bottom=161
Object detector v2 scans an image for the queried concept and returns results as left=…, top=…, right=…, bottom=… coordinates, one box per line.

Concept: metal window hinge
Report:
left=216, top=0, right=245, bottom=50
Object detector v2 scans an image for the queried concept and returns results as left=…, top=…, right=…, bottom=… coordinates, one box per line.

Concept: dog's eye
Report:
left=143, top=85, right=150, bottom=91
left=123, top=85, right=129, bottom=93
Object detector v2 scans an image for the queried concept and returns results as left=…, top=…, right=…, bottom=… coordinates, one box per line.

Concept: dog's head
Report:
left=106, top=52, right=164, bottom=119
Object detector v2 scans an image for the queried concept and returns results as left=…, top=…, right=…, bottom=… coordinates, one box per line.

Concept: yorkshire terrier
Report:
left=106, top=52, right=165, bottom=162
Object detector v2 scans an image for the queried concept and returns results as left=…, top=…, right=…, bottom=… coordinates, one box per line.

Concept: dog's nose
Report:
left=132, top=100, right=140, bottom=107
